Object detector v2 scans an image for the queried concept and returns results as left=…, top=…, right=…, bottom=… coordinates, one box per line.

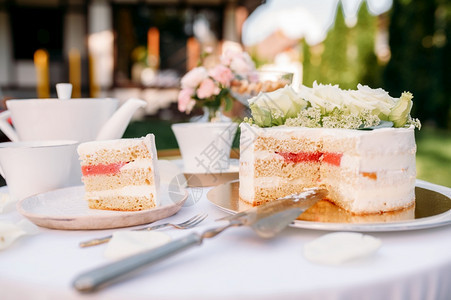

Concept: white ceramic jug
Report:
left=0, top=84, right=146, bottom=142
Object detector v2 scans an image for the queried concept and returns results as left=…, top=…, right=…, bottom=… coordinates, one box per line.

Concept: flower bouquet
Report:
left=177, top=49, right=257, bottom=122
left=172, top=49, right=259, bottom=175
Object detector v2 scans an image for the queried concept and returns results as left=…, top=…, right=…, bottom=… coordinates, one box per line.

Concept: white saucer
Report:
left=172, top=158, right=239, bottom=174
left=173, top=159, right=239, bottom=187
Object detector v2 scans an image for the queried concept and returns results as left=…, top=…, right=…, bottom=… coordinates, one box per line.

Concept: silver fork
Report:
left=79, top=213, right=208, bottom=248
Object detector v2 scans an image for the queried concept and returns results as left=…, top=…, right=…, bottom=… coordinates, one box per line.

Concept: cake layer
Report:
left=78, top=136, right=156, bottom=165
left=241, top=182, right=315, bottom=206
left=254, top=136, right=322, bottom=153
left=86, top=192, right=156, bottom=211
left=243, top=181, right=415, bottom=214
left=82, top=168, right=156, bottom=191
left=253, top=159, right=320, bottom=179
left=252, top=150, right=416, bottom=173
left=243, top=125, right=416, bottom=156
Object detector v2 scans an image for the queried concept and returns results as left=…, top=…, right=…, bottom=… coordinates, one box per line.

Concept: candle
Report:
left=69, top=48, right=81, bottom=98
left=34, top=49, right=50, bottom=98
left=147, top=27, right=159, bottom=69
left=186, top=37, right=200, bottom=71
left=89, top=54, right=100, bottom=98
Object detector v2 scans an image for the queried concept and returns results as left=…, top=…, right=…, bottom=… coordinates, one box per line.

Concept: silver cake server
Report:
left=72, top=188, right=327, bottom=293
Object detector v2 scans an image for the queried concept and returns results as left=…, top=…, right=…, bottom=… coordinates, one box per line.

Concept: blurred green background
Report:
left=126, top=0, right=451, bottom=187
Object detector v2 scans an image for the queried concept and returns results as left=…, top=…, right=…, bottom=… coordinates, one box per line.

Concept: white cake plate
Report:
left=207, top=180, right=451, bottom=232
left=17, top=184, right=188, bottom=230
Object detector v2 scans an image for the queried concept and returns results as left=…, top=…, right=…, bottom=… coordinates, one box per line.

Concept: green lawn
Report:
left=125, top=120, right=451, bottom=188
left=123, top=118, right=179, bottom=150
left=415, top=127, right=451, bottom=187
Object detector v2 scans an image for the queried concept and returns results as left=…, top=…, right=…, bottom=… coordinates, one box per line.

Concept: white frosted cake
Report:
left=240, top=83, right=421, bottom=214
left=78, top=134, right=159, bottom=211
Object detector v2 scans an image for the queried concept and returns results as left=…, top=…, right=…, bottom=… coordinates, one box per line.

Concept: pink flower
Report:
left=220, top=50, right=256, bottom=77
left=230, top=54, right=255, bottom=76
left=209, top=65, right=233, bottom=87
left=178, top=88, right=195, bottom=112
left=181, top=67, right=208, bottom=89
left=220, top=49, right=241, bottom=66
left=196, top=78, right=220, bottom=99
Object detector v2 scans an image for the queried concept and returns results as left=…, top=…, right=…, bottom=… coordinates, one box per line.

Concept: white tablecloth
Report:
left=1, top=180, right=451, bottom=300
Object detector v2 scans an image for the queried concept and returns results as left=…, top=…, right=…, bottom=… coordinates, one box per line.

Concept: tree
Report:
left=320, top=1, right=352, bottom=88
left=352, top=1, right=381, bottom=87
left=383, top=0, right=450, bottom=128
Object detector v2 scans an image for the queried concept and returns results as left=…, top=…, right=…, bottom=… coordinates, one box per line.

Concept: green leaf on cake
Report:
left=388, top=91, right=413, bottom=127
left=358, top=120, right=394, bottom=130
left=249, top=86, right=307, bottom=127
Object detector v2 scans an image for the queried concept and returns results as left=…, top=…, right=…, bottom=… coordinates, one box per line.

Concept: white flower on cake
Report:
left=248, top=85, right=307, bottom=127
left=350, top=84, right=396, bottom=118
left=299, top=82, right=346, bottom=113
left=388, top=91, right=413, bottom=127
left=246, top=82, right=421, bottom=130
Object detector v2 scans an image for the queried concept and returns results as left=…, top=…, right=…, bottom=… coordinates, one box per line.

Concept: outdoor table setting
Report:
left=1, top=53, right=451, bottom=300
left=1, top=178, right=451, bottom=300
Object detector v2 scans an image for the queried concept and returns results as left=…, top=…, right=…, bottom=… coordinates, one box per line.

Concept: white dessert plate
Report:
left=207, top=180, right=451, bottom=232
left=17, top=184, right=188, bottom=230
left=173, top=159, right=239, bottom=187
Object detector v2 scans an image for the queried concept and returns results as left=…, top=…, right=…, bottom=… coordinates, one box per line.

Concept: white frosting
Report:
left=239, top=124, right=256, bottom=202
left=145, top=134, right=160, bottom=201
left=120, top=159, right=153, bottom=170
left=86, top=185, right=159, bottom=205
left=78, top=138, right=141, bottom=154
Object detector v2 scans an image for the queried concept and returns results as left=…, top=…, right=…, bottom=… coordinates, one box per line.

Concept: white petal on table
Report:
left=303, top=232, right=382, bottom=265
left=0, top=193, right=14, bottom=213
left=0, top=219, right=39, bottom=250
left=105, top=231, right=171, bottom=260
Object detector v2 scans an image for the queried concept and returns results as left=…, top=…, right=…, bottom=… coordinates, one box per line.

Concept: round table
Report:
left=1, top=180, right=450, bottom=300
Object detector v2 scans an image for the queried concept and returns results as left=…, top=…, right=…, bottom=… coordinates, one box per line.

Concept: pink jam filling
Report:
left=276, top=151, right=343, bottom=167
left=276, top=151, right=322, bottom=163
left=322, top=152, right=343, bottom=167
left=81, top=162, right=127, bottom=176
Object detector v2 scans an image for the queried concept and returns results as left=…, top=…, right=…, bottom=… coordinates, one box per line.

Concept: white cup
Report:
left=0, top=140, right=79, bottom=202
left=171, top=122, right=238, bottom=173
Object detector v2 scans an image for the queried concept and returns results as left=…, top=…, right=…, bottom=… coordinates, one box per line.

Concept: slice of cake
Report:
left=78, top=134, right=159, bottom=211
left=240, top=83, right=421, bottom=215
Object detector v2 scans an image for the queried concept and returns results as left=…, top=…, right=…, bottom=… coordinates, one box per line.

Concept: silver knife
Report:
left=72, top=188, right=327, bottom=293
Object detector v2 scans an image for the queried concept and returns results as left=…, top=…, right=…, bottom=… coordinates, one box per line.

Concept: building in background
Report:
left=0, top=0, right=259, bottom=100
